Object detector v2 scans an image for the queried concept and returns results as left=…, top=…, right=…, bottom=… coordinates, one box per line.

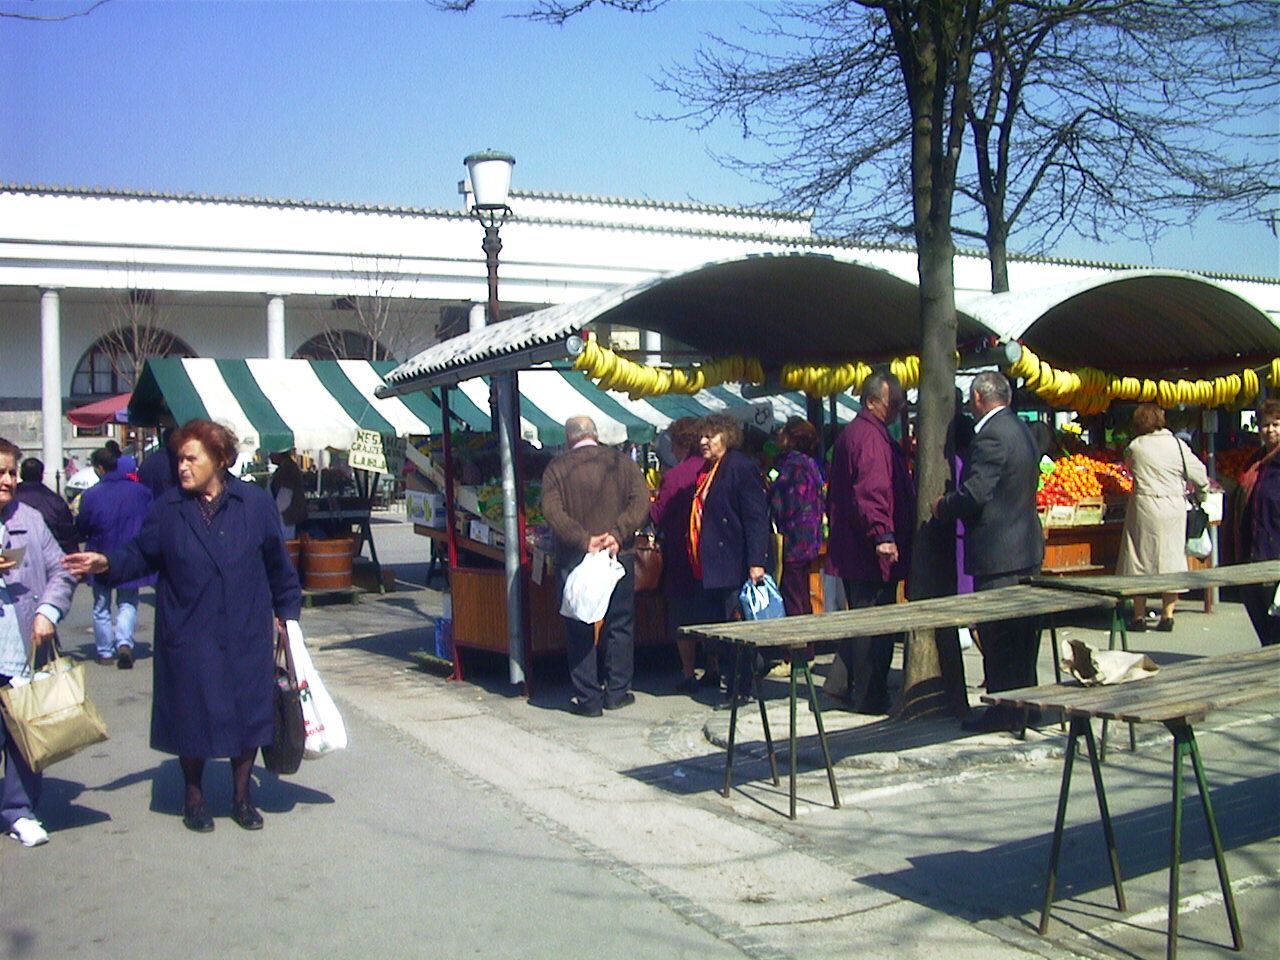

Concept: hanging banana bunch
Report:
left=1006, top=343, right=1271, bottom=412
left=572, top=340, right=767, bottom=400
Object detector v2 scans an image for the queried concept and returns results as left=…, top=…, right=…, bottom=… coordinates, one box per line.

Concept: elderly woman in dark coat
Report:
left=66, top=420, right=300, bottom=833
left=688, top=413, right=770, bottom=707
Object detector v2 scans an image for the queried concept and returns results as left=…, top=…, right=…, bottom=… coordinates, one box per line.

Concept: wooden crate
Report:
left=451, top=566, right=670, bottom=655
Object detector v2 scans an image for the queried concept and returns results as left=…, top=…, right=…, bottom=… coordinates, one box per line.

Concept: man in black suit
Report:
left=932, top=372, right=1044, bottom=732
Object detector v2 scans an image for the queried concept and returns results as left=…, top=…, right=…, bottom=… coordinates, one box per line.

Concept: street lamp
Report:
left=464, top=150, right=516, bottom=326
left=463, top=150, right=525, bottom=687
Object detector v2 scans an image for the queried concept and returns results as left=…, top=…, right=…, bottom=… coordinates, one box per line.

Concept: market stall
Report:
left=960, top=270, right=1280, bottom=596
left=378, top=253, right=1004, bottom=685
left=129, top=357, right=445, bottom=595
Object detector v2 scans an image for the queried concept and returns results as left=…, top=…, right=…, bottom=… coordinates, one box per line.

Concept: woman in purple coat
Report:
left=1, top=437, right=79, bottom=848
left=67, top=420, right=300, bottom=833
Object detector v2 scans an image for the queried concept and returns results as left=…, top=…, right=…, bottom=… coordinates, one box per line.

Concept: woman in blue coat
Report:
left=687, top=413, right=770, bottom=706
left=67, top=420, right=301, bottom=833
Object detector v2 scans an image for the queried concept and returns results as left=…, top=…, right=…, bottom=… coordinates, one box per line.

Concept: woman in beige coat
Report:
left=1116, top=403, right=1210, bottom=631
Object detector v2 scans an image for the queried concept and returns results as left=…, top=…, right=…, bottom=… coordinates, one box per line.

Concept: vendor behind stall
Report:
left=269, top=449, right=309, bottom=539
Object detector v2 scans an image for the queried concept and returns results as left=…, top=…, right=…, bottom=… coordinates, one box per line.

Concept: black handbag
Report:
left=1176, top=437, right=1211, bottom=546
left=262, top=626, right=305, bottom=775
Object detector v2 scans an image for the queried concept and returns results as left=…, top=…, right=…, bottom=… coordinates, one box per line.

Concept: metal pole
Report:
left=483, top=219, right=526, bottom=687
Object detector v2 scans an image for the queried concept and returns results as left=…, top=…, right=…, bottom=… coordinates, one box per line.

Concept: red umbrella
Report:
left=66, top=392, right=132, bottom=428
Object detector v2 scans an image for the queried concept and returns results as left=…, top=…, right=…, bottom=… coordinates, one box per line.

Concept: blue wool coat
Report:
left=696, top=449, right=771, bottom=591
left=76, top=469, right=155, bottom=589
left=105, top=476, right=301, bottom=758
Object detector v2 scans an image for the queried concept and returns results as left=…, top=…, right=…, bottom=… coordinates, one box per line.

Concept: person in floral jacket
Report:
left=769, top=417, right=825, bottom=616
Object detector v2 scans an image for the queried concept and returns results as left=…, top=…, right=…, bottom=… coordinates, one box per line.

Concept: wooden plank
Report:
left=680, top=584, right=1115, bottom=647
left=983, top=646, right=1280, bottom=723
left=1030, top=560, right=1280, bottom=599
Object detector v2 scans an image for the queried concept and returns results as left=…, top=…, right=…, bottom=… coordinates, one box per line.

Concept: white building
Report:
left=2, top=182, right=1276, bottom=478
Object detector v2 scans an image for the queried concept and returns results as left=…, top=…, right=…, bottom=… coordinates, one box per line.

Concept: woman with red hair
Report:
left=67, top=419, right=300, bottom=833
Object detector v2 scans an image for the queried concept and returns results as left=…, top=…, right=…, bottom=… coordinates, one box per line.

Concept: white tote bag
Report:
left=559, top=550, right=625, bottom=623
left=284, top=619, right=348, bottom=759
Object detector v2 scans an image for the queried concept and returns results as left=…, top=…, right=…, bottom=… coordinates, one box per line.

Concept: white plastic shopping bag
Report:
left=559, top=550, right=625, bottom=623
left=284, top=619, right=349, bottom=758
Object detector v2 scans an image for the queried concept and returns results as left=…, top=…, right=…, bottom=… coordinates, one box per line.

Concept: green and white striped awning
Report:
left=129, top=358, right=860, bottom=454
left=130, top=358, right=444, bottom=453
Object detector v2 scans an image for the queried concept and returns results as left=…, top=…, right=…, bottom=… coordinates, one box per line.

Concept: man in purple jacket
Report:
left=826, top=372, right=916, bottom=714
left=75, top=447, right=153, bottom=668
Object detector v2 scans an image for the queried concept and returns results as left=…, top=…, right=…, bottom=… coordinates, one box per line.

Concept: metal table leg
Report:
left=755, top=653, right=779, bottom=788
left=1040, top=716, right=1125, bottom=935
left=798, top=650, right=840, bottom=811
left=1163, top=720, right=1243, bottom=960
left=721, top=643, right=744, bottom=798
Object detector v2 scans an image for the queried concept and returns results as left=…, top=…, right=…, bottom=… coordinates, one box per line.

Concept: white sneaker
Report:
left=8, top=817, right=49, bottom=847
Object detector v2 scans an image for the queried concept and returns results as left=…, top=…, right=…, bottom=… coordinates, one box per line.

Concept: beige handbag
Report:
left=0, top=639, right=109, bottom=772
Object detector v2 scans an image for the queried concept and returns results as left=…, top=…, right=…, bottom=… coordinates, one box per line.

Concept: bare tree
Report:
left=437, top=0, right=1275, bottom=715
left=96, top=286, right=184, bottom=392
left=650, top=1, right=1277, bottom=291
left=310, top=257, right=439, bottom=362
left=0, top=0, right=111, bottom=20
left=962, top=1, right=1278, bottom=290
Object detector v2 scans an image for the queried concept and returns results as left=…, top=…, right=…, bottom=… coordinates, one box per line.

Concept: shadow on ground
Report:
left=855, top=772, right=1280, bottom=924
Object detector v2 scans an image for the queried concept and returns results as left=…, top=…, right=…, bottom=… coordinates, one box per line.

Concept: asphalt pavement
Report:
left=3, top=512, right=1276, bottom=960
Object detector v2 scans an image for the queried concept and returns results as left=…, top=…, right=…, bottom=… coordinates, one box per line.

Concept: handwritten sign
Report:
left=349, top=429, right=405, bottom=475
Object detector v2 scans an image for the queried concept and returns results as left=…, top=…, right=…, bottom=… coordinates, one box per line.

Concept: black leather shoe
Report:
left=569, top=698, right=603, bottom=718
left=604, top=692, right=635, bottom=711
left=1126, top=619, right=1147, bottom=633
left=230, top=801, right=263, bottom=831
left=1155, top=617, right=1175, bottom=632
left=116, top=645, right=134, bottom=669
left=698, top=671, right=721, bottom=689
left=182, top=803, right=214, bottom=833
left=961, top=707, right=1018, bottom=734
left=713, top=693, right=754, bottom=712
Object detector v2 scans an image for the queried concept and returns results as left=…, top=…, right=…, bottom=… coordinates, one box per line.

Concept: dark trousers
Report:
left=840, top=579, right=899, bottom=713
left=561, top=554, right=636, bottom=709
left=0, top=675, right=42, bottom=829
left=780, top=560, right=813, bottom=617
left=974, top=566, right=1042, bottom=694
left=1241, top=580, right=1280, bottom=646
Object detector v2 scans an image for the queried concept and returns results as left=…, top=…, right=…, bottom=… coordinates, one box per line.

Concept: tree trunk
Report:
left=987, top=225, right=1010, bottom=294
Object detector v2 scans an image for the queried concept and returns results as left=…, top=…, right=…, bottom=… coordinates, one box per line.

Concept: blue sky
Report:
left=2, top=0, right=1276, bottom=278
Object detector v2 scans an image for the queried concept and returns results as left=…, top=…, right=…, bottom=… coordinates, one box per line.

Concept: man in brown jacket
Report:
left=541, top=416, right=651, bottom=716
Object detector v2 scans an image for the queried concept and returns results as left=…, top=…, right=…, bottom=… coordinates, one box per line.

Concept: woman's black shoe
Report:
left=182, top=803, right=215, bottom=833
left=230, top=801, right=264, bottom=831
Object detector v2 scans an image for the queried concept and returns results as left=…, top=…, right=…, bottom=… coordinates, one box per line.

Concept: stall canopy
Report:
left=443, top=368, right=860, bottom=447
left=127, top=358, right=841, bottom=453
left=378, top=253, right=998, bottom=398
left=129, top=358, right=444, bottom=452
left=66, top=392, right=132, bottom=428
left=959, top=270, right=1280, bottom=371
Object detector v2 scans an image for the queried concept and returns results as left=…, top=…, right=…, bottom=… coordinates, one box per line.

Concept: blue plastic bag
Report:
left=739, top=574, right=786, bottom=621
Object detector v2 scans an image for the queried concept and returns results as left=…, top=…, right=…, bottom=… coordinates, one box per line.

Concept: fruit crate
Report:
left=1073, top=497, right=1105, bottom=526
left=1042, top=504, right=1076, bottom=528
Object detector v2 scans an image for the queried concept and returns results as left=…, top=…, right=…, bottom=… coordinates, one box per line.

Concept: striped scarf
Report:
left=687, top=457, right=722, bottom=580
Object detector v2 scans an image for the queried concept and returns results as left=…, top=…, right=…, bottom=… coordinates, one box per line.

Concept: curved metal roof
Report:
left=380, top=253, right=997, bottom=395
left=959, top=270, right=1280, bottom=371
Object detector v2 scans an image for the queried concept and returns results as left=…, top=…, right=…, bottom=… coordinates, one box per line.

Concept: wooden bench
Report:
left=984, top=644, right=1280, bottom=960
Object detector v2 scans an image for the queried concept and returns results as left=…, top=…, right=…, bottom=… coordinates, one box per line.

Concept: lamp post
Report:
left=463, top=150, right=525, bottom=687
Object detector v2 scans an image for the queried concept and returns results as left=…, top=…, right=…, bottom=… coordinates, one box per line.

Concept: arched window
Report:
left=294, top=329, right=394, bottom=361
left=72, top=327, right=195, bottom=399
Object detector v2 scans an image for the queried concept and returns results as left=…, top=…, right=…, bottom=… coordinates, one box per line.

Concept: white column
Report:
left=266, top=294, right=286, bottom=359
left=40, top=288, right=64, bottom=491
left=643, top=329, right=662, bottom=363
left=469, top=302, right=486, bottom=333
